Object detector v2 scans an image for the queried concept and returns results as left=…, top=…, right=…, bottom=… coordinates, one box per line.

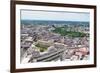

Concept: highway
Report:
left=27, top=46, right=86, bottom=63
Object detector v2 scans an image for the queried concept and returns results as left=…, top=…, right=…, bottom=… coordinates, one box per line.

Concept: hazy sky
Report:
left=21, top=10, right=90, bottom=22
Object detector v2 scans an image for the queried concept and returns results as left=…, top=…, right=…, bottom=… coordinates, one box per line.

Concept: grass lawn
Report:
left=35, top=43, right=48, bottom=52
left=52, top=27, right=86, bottom=37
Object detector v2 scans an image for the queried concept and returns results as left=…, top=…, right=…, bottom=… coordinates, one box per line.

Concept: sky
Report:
left=21, top=10, right=90, bottom=22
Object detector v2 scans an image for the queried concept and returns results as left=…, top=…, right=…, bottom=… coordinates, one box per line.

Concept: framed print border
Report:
left=10, top=0, right=97, bottom=73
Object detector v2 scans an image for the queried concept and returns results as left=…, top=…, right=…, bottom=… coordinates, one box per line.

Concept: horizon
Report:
left=21, top=19, right=89, bottom=22
left=21, top=10, right=90, bottom=22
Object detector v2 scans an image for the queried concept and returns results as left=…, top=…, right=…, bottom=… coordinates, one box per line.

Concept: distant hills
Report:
left=21, top=20, right=89, bottom=27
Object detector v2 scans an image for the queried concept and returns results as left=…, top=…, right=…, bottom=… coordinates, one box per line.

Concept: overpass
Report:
left=28, top=48, right=66, bottom=62
left=29, top=46, right=86, bottom=62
